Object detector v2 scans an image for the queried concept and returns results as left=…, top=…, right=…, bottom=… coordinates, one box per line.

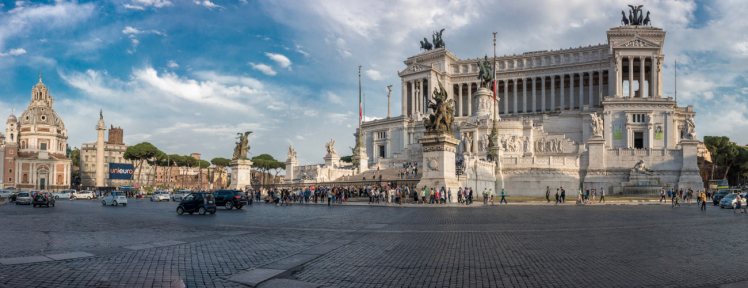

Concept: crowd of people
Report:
left=398, top=162, right=419, bottom=179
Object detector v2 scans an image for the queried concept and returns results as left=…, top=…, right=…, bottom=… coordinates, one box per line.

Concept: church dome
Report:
left=7, top=114, right=17, bottom=123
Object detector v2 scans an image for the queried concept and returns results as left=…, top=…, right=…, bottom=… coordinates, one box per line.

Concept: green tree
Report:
left=251, top=154, right=283, bottom=185
left=704, top=136, right=739, bottom=180
left=211, top=157, right=231, bottom=188
left=124, top=142, right=162, bottom=187
left=340, top=155, right=353, bottom=163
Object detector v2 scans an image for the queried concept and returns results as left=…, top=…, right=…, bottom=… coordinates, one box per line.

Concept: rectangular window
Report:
left=379, top=145, right=386, bottom=158
left=40, top=143, right=47, bottom=150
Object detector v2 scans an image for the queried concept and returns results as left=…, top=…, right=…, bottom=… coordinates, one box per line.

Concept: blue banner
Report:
left=109, top=163, right=135, bottom=180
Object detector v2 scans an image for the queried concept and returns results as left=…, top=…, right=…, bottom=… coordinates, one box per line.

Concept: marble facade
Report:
left=358, top=24, right=705, bottom=195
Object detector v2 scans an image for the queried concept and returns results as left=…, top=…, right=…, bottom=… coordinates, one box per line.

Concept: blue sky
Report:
left=0, top=0, right=746, bottom=164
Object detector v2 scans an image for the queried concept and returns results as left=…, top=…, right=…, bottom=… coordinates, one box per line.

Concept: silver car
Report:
left=15, top=192, right=32, bottom=205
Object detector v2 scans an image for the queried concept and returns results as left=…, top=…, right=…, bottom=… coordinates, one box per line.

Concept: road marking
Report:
left=0, top=255, right=52, bottom=265
left=229, top=268, right=286, bottom=287
left=45, top=252, right=94, bottom=261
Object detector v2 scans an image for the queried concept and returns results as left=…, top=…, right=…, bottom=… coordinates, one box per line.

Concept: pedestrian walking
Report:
left=560, top=187, right=566, bottom=203
left=555, top=188, right=560, bottom=205
left=489, top=189, right=494, bottom=206
left=499, top=188, right=507, bottom=204
left=599, top=187, right=605, bottom=203
left=735, top=194, right=743, bottom=214
left=545, top=186, right=550, bottom=203
left=659, top=188, right=666, bottom=203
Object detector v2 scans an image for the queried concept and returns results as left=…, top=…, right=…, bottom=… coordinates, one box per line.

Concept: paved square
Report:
left=1, top=199, right=747, bottom=287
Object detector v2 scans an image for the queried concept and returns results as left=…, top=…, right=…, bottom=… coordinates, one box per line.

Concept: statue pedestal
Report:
left=474, top=87, right=494, bottom=118
left=677, top=139, right=704, bottom=190
left=324, top=154, right=340, bottom=168
left=417, top=132, right=460, bottom=201
left=284, top=158, right=297, bottom=183
left=230, top=159, right=253, bottom=190
left=583, top=136, right=613, bottom=191
left=352, top=150, right=368, bottom=173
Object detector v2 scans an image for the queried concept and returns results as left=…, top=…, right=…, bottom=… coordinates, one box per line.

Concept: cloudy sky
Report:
left=0, top=0, right=746, bottom=165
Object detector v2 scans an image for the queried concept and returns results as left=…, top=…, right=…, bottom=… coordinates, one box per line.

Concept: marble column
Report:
left=513, top=79, right=518, bottom=114
left=531, top=77, right=537, bottom=113
left=522, top=78, right=527, bottom=113
left=615, top=56, right=622, bottom=97
left=640, top=56, right=646, bottom=98
left=410, top=81, right=415, bottom=116
left=560, top=75, right=565, bottom=110
left=401, top=80, right=407, bottom=117
left=598, top=70, right=604, bottom=105
left=467, top=83, right=472, bottom=116
left=588, top=72, right=593, bottom=110
left=503, top=80, right=509, bottom=115
left=550, top=76, right=556, bottom=111
left=541, top=76, right=546, bottom=112
left=578, top=73, right=584, bottom=110
left=458, top=83, right=463, bottom=117
left=628, top=56, right=634, bottom=97
left=650, top=56, right=657, bottom=98
left=569, top=74, right=575, bottom=110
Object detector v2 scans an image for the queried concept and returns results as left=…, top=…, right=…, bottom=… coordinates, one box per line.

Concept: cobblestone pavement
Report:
left=1, top=199, right=747, bottom=287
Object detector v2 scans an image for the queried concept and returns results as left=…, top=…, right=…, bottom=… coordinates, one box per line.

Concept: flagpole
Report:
left=492, top=32, right=497, bottom=121
left=674, top=60, right=677, bottom=102
left=358, top=65, right=362, bottom=127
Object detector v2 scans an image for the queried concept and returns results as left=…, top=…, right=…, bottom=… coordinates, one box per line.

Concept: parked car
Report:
left=101, top=191, right=128, bottom=206
left=176, top=192, right=216, bottom=215
left=719, top=193, right=748, bottom=209
left=151, top=191, right=170, bottom=202
left=0, top=189, right=13, bottom=199
left=213, top=189, right=248, bottom=210
left=32, top=192, right=55, bottom=208
left=53, top=190, right=74, bottom=200
left=15, top=192, right=32, bottom=205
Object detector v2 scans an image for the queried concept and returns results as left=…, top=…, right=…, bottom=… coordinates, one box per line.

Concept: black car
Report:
left=213, top=190, right=248, bottom=210
left=713, top=189, right=732, bottom=206
left=32, top=192, right=55, bottom=208
left=176, top=192, right=216, bottom=215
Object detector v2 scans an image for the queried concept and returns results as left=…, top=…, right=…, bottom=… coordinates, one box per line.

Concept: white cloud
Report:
left=0, top=1, right=95, bottom=51
left=131, top=0, right=172, bottom=9
left=249, top=62, right=277, bottom=76
left=122, top=26, right=141, bottom=35
left=121, top=26, right=165, bottom=54
left=57, top=67, right=354, bottom=163
left=167, top=60, right=179, bottom=68
left=325, top=91, right=344, bottom=105
left=365, top=69, right=382, bottom=81
left=265, top=52, right=292, bottom=70
left=0, top=48, right=27, bottom=57
left=123, top=4, right=145, bottom=10
left=295, top=44, right=310, bottom=57
left=194, top=0, right=221, bottom=9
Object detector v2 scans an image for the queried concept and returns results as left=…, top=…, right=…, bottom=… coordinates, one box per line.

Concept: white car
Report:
left=53, top=190, right=75, bottom=200
left=151, top=191, right=170, bottom=202
left=72, top=190, right=95, bottom=200
left=102, top=191, right=128, bottom=206
left=0, top=190, right=13, bottom=199
left=171, top=191, right=190, bottom=202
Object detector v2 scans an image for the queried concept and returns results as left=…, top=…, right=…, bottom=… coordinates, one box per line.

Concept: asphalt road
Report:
left=0, top=199, right=747, bottom=287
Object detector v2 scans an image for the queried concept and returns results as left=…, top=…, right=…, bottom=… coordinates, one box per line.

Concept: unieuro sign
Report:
left=109, top=163, right=135, bottom=180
